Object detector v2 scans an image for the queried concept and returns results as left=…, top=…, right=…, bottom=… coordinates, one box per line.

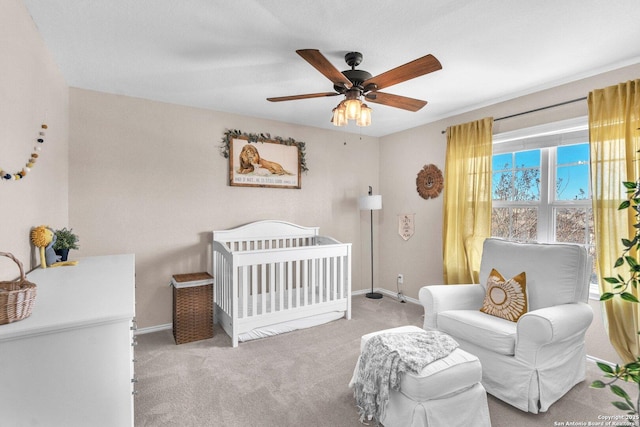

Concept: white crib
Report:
left=212, top=220, right=352, bottom=347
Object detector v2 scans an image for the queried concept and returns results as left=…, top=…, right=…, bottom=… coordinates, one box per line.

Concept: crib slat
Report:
left=331, top=256, right=337, bottom=301
left=310, top=259, right=316, bottom=305
left=278, top=262, right=285, bottom=311
left=318, top=258, right=324, bottom=303
left=296, top=260, right=302, bottom=308
left=261, top=263, right=267, bottom=315
left=251, top=264, right=257, bottom=317
left=223, top=256, right=228, bottom=313
left=328, top=257, right=333, bottom=301
left=338, top=255, right=344, bottom=300
left=241, top=266, right=248, bottom=319
left=269, top=262, right=275, bottom=314
left=216, top=254, right=222, bottom=307
left=328, top=258, right=332, bottom=301
left=287, top=261, right=293, bottom=309
left=331, top=256, right=336, bottom=301
left=302, top=259, right=308, bottom=307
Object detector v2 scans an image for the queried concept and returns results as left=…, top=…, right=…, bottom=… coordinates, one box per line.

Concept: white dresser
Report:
left=0, top=254, right=136, bottom=427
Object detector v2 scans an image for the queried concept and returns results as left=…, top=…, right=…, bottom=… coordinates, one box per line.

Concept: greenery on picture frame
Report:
left=220, top=129, right=308, bottom=173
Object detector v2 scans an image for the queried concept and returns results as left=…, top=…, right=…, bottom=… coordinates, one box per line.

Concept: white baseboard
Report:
left=586, top=354, right=615, bottom=367
left=136, top=323, right=172, bottom=335
left=353, top=288, right=419, bottom=304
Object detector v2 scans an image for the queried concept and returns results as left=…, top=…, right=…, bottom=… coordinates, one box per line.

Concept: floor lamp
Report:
left=359, top=186, right=383, bottom=299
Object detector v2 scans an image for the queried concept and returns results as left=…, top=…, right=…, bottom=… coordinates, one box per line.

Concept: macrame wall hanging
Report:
left=1, top=124, right=48, bottom=181
left=416, top=164, right=443, bottom=199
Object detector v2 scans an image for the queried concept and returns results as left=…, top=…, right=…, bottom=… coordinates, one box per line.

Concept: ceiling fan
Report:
left=267, top=49, right=442, bottom=125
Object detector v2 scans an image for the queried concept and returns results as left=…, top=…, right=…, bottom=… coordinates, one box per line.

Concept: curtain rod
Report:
left=440, top=96, right=588, bottom=134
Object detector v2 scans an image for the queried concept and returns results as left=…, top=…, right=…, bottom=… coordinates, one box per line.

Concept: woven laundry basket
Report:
left=172, top=272, right=214, bottom=344
left=0, top=252, right=37, bottom=325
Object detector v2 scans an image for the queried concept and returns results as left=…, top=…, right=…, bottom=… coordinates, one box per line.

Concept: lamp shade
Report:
left=344, top=98, right=362, bottom=121
left=359, top=194, right=382, bottom=211
left=356, top=104, right=372, bottom=127
left=331, top=102, right=347, bottom=126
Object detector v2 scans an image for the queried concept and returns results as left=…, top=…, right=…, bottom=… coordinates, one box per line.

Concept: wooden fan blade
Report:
left=267, top=92, right=339, bottom=102
left=363, top=54, right=442, bottom=91
left=296, top=49, right=353, bottom=89
left=364, top=92, right=427, bottom=112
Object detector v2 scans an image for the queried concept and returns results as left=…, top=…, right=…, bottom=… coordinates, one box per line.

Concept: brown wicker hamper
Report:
left=171, top=272, right=213, bottom=344
left=0, top=252, right=37, bottom=325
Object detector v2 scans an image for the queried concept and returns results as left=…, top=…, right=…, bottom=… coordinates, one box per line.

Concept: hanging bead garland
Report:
left=0, top=124, right=47, bottom=181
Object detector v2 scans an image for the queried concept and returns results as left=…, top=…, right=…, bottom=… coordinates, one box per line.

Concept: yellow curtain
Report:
left=589, top=79, right=640, bottom=363
left=443, top=117, right=493, bottom=284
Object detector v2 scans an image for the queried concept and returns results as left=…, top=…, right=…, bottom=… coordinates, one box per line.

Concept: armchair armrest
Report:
left=419, top=284, right=485, bottom=329
left=516, top=302, right=593, bottom=359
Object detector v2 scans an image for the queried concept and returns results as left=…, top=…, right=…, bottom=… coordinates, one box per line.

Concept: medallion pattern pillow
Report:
left=480, top=269, right=527, bottom=322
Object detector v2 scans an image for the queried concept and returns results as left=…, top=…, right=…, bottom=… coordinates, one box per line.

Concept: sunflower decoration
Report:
left=416, top=164, right=444, bottom=199
left=30, top=225, right=54, bottom=268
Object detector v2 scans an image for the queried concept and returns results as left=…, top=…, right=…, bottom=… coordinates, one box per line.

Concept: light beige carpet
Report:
left=134, top=295, right=636, bottom=426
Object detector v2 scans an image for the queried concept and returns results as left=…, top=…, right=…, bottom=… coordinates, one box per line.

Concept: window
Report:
left=491, top=118, right=596, bottom=285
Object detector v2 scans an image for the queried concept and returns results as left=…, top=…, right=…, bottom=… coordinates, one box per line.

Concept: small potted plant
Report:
left=52, top=227, right=79, bottom=261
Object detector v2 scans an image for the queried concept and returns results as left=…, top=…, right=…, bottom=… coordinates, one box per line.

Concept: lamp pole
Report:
left=365, top=186, right=382, bottom=299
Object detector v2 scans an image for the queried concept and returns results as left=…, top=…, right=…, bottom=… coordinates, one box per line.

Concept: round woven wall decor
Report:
left=416, top=164, right=444, bottom=199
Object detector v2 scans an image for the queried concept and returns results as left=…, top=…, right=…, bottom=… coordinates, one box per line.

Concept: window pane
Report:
left=491, top=149, right=540, bottom=202
left=515, top=150, right=540, bottom=168
left=556, top=208, right=591, bottom=243
left=491, top=207, right=537, bottom=241
left=512, top=208, right=537, bottom=241
left=556, top=164, right=589, bottom=200
left=491, top=207, right=510, bottom=238
left=493, top=153, right=512, bottom=171
left=514, top=169, right=540, bottom=201
left=492, top=171, right=513, bottom=201
left=558, top=144, right=589, bottom=165
left=556, top=144, right=590, bottom=201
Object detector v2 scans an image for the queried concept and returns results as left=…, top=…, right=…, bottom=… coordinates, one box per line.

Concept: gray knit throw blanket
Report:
left=352, top=330, right=459, bottom=424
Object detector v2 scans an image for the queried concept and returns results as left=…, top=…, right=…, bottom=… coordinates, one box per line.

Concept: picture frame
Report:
left=228, top=136, right=302, bottom=189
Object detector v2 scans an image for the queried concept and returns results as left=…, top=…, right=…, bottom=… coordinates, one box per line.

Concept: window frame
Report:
left=491, top=117, right=598, bottom=296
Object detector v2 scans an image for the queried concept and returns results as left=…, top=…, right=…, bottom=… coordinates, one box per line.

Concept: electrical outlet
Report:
left=397, top=274, right=403, bottom=284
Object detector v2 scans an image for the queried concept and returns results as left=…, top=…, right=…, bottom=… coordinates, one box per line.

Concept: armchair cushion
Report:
left=478, top=239, right=590, bottom=309
left=438, top=310, right=517, bottom=356
left=480, top=268, right=528, bottom=322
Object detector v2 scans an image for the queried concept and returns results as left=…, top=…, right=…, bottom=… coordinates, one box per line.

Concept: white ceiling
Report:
left=23, top=0, right=640, bottom=137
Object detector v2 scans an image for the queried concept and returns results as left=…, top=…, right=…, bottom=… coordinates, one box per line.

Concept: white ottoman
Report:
left=350, top=325, right=492, bottom=427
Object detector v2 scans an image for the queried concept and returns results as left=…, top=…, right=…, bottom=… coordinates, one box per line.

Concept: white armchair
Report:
left=419, top=238, right=593, bottom=413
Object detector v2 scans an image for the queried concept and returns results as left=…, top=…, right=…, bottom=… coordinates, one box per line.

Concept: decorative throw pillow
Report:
left=480, top=269, right=527, bottom=322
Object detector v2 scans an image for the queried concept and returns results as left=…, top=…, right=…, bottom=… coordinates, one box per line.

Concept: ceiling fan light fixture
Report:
left=356, top=104, right=372, bottom=127
left=344, top=98, right=362, bottom=121
left=332, top=102, right=348, bottom=126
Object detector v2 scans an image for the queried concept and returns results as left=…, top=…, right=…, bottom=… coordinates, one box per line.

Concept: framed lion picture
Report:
left=229, top=136, right=301, bottom=189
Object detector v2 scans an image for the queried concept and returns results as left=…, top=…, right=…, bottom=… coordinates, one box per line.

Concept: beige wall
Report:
left=378, top=63, right=640, bottom=301
left=1, top=0, right=69, bottom=280
left=70, top=64, right=640, bottom=329
left=69, top=89, right=379, bottom=327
